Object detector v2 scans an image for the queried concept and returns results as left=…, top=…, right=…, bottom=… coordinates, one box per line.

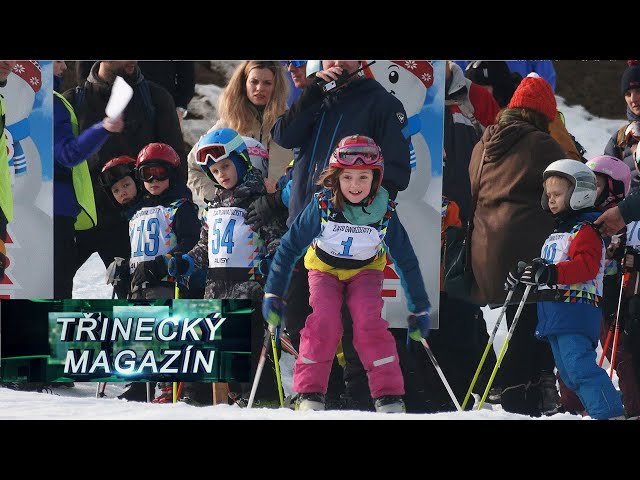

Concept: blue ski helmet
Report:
left=195, top=127, right=252, bottom=188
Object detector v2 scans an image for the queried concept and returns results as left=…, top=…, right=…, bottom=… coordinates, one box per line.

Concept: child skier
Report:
left=261, top=134, right=431, bottom=413
left=98, top=155, right=143, bottom=299
left=554, top=155, right=640, bottom=418
left=127, top=142, right=201, bottom=300
left=98, top=155, right=152, bottom=403
left=167, top=127, right=287, bottom=405
left=509, top=159, right=626, bottom=419
left=124, top=143, right=201, bottom=404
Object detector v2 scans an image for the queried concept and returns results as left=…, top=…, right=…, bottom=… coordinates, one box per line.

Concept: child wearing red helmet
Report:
left=261, top=134, right=431, bottom=413
left=127, top=142, right=201, bottom=301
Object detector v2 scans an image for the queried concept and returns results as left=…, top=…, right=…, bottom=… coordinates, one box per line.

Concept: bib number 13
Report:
left=133, top=218, right=160, bottom=257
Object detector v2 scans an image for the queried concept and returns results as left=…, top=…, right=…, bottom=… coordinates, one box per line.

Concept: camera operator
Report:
left=254, top=60, right=411, bottom=410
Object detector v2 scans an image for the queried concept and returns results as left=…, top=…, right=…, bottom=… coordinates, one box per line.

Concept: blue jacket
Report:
left=54, top=77, right=110, bottom=218
left=271, top=77, right=411, bottom=227
left=265, top=188, right=430, bottom=314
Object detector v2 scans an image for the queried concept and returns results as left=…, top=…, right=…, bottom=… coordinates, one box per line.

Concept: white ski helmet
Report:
left=542, top=159, right=597, bottom=211
left=241, top=136, right=269, bottom=178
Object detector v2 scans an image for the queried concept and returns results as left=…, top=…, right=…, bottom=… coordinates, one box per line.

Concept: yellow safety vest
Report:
left=0, top=95, right=12, bottom=223
left=54, top=91, right=97, bottom=230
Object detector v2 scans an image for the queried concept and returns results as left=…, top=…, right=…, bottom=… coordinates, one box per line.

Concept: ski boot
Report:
left=539, top=370, right=561, bottom=416
left=151, top=382, right=173, bottom=403
left=295, top=393, right=325, bottom=411
left=374, top=395, right=406, bottom=413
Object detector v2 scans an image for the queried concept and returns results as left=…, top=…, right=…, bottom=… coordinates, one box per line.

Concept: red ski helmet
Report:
left=329, top=135, right=384, bottom=203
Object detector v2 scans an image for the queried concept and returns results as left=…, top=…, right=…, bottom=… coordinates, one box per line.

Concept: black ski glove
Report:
left=520, top=258, right=558, bottom=287
left=130, top=256, right=169, bottom=289
left=245, top=191, right=286, bottom=230
left=504, top=261, right=528, bottom=291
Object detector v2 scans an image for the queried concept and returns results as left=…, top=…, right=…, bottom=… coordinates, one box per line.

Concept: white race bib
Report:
left=206, top=207, right=263, bottom=268
left=315, top=219, right=382, bottom=261
left=129, top=204, right=177, bottom=273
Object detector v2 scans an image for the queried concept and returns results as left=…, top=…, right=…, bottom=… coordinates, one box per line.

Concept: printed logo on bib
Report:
left=316, top=220, right=382, bottom=260
left=206, top=207, right=263, bottom=269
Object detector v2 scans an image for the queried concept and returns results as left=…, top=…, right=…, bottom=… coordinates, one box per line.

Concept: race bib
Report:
left=206, top=207, right=263, bottom=268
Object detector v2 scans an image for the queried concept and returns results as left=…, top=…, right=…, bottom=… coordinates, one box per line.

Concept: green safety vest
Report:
left=54, top=91, right=97, bottom=230
left=0, top=95, right=12, bottom=223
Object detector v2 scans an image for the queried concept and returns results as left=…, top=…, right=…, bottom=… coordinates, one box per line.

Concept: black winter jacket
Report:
left=271, top=76, right=411, bottom=226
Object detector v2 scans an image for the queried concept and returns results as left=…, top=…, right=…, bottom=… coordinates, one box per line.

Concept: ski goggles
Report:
left=98, top=164, right=135, bottom=188
left=286, top=60, right=307, bottom=68
left=196, top=135, right=245, bottom=166
left=625, top=121, right=640, bottom=145
left=138, top=164, right=171, bottom=182
left=334, top=143, right=382, bottom=166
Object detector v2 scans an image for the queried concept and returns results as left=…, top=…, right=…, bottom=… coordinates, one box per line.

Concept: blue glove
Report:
left=167, top=253, right=193, bottom=278
left=407, top=311, right=430, bottom=342
left=262, top=294, right=285, bottom=327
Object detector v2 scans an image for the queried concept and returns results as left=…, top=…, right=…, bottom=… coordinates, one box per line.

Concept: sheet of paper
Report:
left=105, top=76, right=133, bottom=120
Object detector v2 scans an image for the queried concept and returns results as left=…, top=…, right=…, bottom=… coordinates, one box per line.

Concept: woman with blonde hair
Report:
left=187, top=60, right=292, bottom=202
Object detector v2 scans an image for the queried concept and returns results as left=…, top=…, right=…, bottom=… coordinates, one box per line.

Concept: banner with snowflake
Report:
left=0, top=60, right=53, bottom=299
left=363, top=60, right=445, bottom=328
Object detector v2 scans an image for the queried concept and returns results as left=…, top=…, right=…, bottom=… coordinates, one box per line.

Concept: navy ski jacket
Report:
left=271, top=76, right=411, bottom=227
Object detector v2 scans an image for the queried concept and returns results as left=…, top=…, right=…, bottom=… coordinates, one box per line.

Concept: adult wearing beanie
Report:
left=468, top=72, right=566, bottom=417
left=604, top=60, right=640, bottom=192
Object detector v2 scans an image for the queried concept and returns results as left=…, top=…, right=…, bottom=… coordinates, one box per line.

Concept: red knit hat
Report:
left=507, top=72, right=556, bottom=122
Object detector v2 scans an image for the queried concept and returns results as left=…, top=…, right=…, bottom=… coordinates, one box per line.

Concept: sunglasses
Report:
left=138, top=164, right=171, bottom=182
left=625, top=122, right=640, bottom=146
left=98, top=164, right=135, bottom=188
left=196, top=135, right=245, bottom=166
left=287, top=60, right=307, bottom=68
left=335, top=143, right=381, bottom=166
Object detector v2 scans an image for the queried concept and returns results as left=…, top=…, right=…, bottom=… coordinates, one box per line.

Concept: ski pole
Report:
left=171, top=382, right=185, bottom=403
left=461, top=287, right=516, bottom=410
left=599, top=271, right=627, bottom=368
left=420, top=338, right=462, bottom=411
left=247, top=327, right=272, bottom=409
left=270, top=325, right=284, bottom=407
left=610, top=272, right=631, bottom=377
left=461, top=261, right=526, bottom=410
left=599, top=323, right=615, bottom=367
left=610, top=321, right=621, bottom=379
left=477, top=284, right=532, bottom=410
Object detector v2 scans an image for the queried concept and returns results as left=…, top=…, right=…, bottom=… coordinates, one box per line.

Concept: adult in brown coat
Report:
left=468, top=73, right=567, bottom=416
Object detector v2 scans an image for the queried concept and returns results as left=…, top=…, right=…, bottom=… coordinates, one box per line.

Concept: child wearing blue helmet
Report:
left=167, top=127, right=287, bottom=405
